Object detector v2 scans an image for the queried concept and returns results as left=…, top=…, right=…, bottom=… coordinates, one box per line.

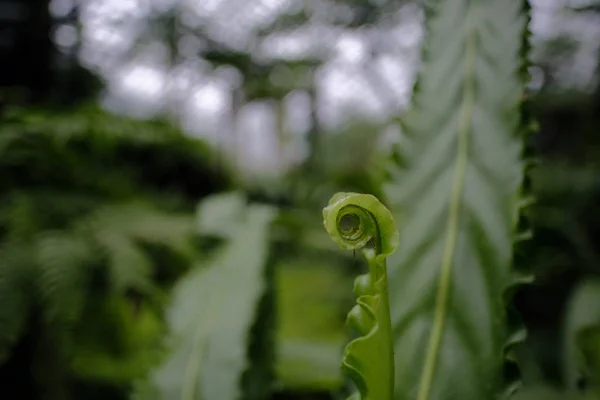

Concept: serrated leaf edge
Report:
left=501, top=0, right=537, bottom=396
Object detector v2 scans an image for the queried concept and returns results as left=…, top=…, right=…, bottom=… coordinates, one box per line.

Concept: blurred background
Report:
left=0, top=0, right=599, bottom=399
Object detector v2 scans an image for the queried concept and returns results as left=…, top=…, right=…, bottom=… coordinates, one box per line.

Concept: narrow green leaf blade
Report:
left=385, top=0, right=530, bottom=398
left=138, top=201, right=275, bottom=400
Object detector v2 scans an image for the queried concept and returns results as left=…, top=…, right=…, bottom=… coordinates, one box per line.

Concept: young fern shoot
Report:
left=323, top=192, right=399, bottom=400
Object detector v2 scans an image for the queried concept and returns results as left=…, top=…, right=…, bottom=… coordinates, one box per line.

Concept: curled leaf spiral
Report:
left=323, top=192, right=399, bottom=400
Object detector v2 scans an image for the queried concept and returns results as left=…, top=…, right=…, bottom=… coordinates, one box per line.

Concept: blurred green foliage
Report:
left=0, top=105, right=231, bottom=399
left=276, top=260, right=349, bottom=391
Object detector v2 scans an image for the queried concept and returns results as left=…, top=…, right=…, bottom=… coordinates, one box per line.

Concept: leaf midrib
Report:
left=416, top=9, right=477, bottom=400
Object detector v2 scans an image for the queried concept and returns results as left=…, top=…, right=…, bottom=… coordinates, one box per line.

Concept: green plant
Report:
left=312, top=0, right=538, bottom=399
left=314, top=1, right=599, bottom=400
left=322, top=192, right=399, bottom=400
left=381, top=0, right=533, bottom=398
left=6, top=0, right=600, bottom=399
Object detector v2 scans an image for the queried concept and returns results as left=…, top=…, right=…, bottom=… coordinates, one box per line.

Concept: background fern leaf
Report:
left=385, top=0, right=530, bottom=398
left=136, top=195, right=276, bottom=400
left=36, top=232, right=93, bottom=324
left=82, top=203, right=197, bottom=293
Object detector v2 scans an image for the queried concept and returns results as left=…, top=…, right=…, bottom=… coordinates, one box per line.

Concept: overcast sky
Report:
left=50, top=0, right=600, bottom=175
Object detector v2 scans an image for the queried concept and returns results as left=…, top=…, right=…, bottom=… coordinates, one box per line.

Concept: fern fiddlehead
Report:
left=323, top=192, right=399, bottom=400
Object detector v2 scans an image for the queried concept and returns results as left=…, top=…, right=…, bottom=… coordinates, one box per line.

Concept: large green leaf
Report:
left=385, top=0, right=531, bottom=398
left=135, top=197, right=276, bottom=400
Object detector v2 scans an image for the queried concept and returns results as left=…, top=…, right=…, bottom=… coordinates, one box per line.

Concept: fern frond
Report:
left=74, top=202, right=198, bottom=293
left=35, top=232, right=94, bottom=324
left=101, top=235, right=154, bottom=294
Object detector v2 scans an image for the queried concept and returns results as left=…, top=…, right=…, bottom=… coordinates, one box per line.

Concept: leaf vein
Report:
left=416, top=9, right=477, bottom=400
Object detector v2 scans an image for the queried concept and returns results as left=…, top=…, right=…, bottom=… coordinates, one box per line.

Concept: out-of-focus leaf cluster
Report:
left=0, top=105, right=231, bottom=399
